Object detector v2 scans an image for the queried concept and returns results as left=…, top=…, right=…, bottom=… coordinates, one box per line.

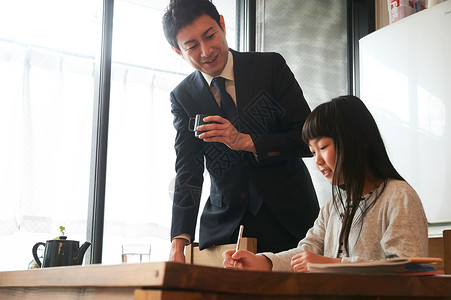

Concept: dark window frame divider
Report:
left=236, top=0, right=256, bottom=52
left=86, top=0, right=114, bottom=265
left=347, top=0, right=375, bottom=96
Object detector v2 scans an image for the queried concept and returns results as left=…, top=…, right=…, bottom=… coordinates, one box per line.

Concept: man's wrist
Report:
left=241, top=133, right=256, bottom=153
left=171, top=238, right=188, bottom=251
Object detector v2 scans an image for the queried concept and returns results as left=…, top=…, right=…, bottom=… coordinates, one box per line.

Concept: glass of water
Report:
left=121, top=244, right=151, bottom=263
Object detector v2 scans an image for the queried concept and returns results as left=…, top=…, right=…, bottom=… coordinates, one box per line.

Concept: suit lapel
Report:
left=233, top=50, right=257, bottom=134
left=232, top=50, right=255, bottom=114
left=188, top=71, right=222, bottom=115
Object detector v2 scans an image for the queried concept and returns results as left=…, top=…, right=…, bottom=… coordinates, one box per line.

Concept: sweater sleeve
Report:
left=342, top=180, right=428, bottom=263
left=379, top=181, right=428, bottom=258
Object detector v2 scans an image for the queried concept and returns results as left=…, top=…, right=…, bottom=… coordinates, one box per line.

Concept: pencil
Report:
left=235, top=225, right=244, bottom=252
left=233, top=225, right=244, bottom=268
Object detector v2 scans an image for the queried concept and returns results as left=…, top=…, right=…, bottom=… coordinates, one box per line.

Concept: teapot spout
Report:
left=73, top=242, right=91, bottom=265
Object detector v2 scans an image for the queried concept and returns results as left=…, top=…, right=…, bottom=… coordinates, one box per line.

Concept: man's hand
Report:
left=169, top=238, right=186, bottom=263
left=197, top=115, right=256, bottom=153
left=290, top=251, right=341, bottom=272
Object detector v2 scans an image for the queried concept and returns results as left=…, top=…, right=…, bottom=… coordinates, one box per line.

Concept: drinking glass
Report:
left=121, top=244, right=151, bottom=263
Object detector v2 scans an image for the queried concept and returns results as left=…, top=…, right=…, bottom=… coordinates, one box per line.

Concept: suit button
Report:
left=267, top=151, right=281, bottom=157
left=240, top=193, right=246, bottom=199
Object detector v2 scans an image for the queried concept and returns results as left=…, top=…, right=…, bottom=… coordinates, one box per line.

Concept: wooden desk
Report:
left=1, top=262, right=451, bottom=299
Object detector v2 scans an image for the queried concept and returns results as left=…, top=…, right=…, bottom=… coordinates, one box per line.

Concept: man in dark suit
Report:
left=163, top=0, right=319, bottom=263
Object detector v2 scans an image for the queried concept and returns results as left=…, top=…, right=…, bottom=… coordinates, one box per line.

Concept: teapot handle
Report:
left=32, top=242, right=45, bottom=268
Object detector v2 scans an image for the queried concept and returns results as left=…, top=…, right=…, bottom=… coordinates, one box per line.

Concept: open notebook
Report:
left=307, top=257, right=444, bottom=275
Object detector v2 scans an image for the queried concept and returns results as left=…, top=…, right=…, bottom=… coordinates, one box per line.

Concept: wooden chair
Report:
left=428, top=229, right=451, bottom=274
left=444, top=229, right=451, bottom=274
left=428, top=234, right=445, bottom=272
left=185, top=238, right=257, bottom=268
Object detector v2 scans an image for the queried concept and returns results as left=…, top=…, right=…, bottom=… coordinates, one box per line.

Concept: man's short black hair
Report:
left=162, top=0, right=221, bottom=50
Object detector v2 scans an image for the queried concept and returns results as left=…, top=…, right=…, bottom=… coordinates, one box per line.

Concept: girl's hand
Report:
left=223, top=250, right=272, bottom=271
left=290, top=251, right=341, bottom=273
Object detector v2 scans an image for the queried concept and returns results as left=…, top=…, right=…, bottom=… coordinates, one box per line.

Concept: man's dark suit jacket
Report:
left=170, top=49, right=319, bottom=250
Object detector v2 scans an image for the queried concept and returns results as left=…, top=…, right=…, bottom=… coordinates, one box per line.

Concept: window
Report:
left=102, top=0, right=237, bottom=264
left=0, top=0, right=237, bottom=270
left=256, top=0, right=348, bottom=207
left=0, top=0, right=102, bottom=270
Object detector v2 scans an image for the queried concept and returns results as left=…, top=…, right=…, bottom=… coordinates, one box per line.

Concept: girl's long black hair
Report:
left=302, top=95, right=404, bottom=256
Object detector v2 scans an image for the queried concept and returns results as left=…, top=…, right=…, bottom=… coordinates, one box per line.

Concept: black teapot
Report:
left=32, top=236, right=91, bottom=268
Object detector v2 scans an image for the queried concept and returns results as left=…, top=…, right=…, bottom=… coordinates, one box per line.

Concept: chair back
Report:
left=444, top=229, right=451, bottom=274
left=429, top=229, right=451, bottom=274
left=429, top=235, right=445, bottom=272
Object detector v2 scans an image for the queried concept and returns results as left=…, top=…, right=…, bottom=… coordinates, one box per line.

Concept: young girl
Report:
left=223, top=95, right=428, bottom=272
